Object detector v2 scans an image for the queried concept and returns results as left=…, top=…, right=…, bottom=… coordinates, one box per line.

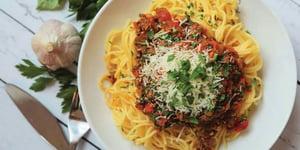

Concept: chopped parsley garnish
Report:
left=147, top=29, right=154, bottom=40
left=190, top=64, right=206, bottom=80
left=167, top=54, right=175, bottom=62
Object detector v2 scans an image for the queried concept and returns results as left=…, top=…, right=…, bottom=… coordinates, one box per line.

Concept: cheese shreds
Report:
left=139, top=43, right=223, bottom=115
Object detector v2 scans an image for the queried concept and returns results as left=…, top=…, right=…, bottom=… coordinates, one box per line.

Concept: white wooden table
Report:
left=0, top=0, right=299, bottom=150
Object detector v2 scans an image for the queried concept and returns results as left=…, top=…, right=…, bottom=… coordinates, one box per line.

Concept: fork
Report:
left=68, top=88, right=90, bottom=150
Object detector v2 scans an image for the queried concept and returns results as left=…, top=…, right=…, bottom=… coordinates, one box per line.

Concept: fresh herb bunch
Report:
left=69, top=0, right=108, bottom=20
left=16, top=59, right=77, bottom=113
left=68, top=0, right=108, bottom=38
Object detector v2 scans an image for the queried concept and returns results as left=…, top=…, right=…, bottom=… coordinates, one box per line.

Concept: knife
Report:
left=5, top=83, right=70, bottom=150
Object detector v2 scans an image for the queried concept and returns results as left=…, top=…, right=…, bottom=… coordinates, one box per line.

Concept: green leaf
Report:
left=57, top=85, right=76, bottom=113
left=49, top=68, right=76, bottom=85
left=178, top=83, right=193, bottom=95
left=77, top=3, right=98, bottom=20
left=198, top=28, right=202, bottom=33
left=198, top=54, right=205, bottom=64
left=241, top=114, right=248, bottom=119
left=147, top=29, right=154, bottom=40
left=16, top=59, right=48, bottom=78
left=80, top=20, right=92, bottom=39
left=187, top=96, right=194, bottom=104
left=188, top=117, right=199, bottom=124
left=57, top=85, right=76, bottom=100
left=37, top=0, right=66, bottom=10
left=30, top=77, right=54, bottom=92
left=96, top=0, right=108, bottom=8
left=167, top=54, right=175, bottom=62
left=246, top=30, right=251, bottom=34
left=173, top=98, right=182, bottom=107
left=16, top=59, right=77, bottom=113
left=178, top=71, right=190, bottom=83
left=180, top=60, right=191, bottom=71
left=69, top=0, right=83, bottom=11
left=223, top=71, right=230, bottom=77
left=252, top=78, right=258, bottom=87
left=212, top=53, right=218, bottom=61
left=190, top=64, right=206, bottom=80
left=69, top=0, right=108, bottom=20
left=220, top=94, right=226, bottom=101
left=167, top=70, right=179, bottom=81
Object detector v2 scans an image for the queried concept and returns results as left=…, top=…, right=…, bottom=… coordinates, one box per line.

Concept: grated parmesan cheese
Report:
left=139, top=43, right=223, bottom=115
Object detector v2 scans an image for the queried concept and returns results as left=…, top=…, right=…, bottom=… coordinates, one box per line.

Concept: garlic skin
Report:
left=32, top=19, right=82, bottom=70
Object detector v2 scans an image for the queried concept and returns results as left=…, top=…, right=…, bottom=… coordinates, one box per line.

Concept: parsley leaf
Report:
left=79, top=20, right=92, bottom=39
left=147, top=29, right=154, bottom=40
left=167, top=54, right=175, bottom=62
left=252, top=78, right=258, bottom=87
left=198, top=54, right=205, bottom=63
left=67, top=0, right=108, bottom=38
left=16, top=59, right=77, bottom=113
left=190, top=64, right=206, bottom=80
left=188, top=117, right=199, bottom=124
left=177, top=82, right=193, bottom=95
left=37, top=0, right=66, bottom=10
left=16, top=59, right=48, bottom=78
left=48, top=68, right=77, bottom=85
left=167, top=70, right=180, bottom=81
left=30, top=77, right=54, bottom=92
left=57, top=85, right=77, bottom=113
left=180, top=59, right=191, bottom=71
left=241, top=114, right=248, bottom=119
left=69, top=0, right=108, bottom=20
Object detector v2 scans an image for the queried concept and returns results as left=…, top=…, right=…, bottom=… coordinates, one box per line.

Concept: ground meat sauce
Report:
left=133, top=8, right=250, bottom=149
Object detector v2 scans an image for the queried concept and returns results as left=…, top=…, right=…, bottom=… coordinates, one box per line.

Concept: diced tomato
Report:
left=239, top=78, right=246, bottom=86
left=234, top=119, right=248, bottom=132
left=144, top=103, right=155, bottom=113
left=200, top=27, right=207, bottom=35
left=140, top=13, right=146, bottom=18
left=133, top=69, right=139, bottom=78
left=149, top=17, right=157, bottom=30
left=136, top=104, right=144, bottom=110
left=200, top=42, right=207, bottom=51
left=155, top=8, right=172, bottom=22
left=207, top=40, right=220, bottom=50
left=200, top=40, right=219, bottom=51
left=246, top=82, right=252, bottom=92
left=209, top=51, right=215, bottom=58
left=234, top=101, right=242, bottom=108
left=222, top=80, right=228, bottom=86
left=240, top=78, right=245, bottom=83
left=133, top=21, right=138, bottom=29
left=157, top=118, right=168, bottom=127
left=227, top=89, right=232, bottom=95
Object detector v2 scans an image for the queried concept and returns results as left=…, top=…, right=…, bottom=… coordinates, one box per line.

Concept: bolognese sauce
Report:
left=133, top=8, right=250, bottom=149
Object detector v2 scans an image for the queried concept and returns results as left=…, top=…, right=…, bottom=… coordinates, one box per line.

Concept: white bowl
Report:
left=78, top=0, right=297, bottom=149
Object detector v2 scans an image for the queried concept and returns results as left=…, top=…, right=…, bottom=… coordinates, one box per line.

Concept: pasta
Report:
left=99, top=0, right=262, bottom=149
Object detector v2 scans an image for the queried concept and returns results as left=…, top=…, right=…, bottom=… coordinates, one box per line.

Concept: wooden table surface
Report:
left=0, top=0, right=299, bottom=149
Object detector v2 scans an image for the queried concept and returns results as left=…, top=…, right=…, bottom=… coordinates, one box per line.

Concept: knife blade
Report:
left=5, top=83, right=70, bottom=150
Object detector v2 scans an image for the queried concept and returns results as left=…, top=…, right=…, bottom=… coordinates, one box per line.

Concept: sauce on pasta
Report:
left=133, top=9, right=250, bottom=149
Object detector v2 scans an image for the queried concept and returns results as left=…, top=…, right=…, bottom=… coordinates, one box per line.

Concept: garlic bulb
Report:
left=32, top=19, right=82, bottom=70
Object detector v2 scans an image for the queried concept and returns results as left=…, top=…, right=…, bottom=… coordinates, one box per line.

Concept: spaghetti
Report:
left=99, top=0, right=262, bottom=150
